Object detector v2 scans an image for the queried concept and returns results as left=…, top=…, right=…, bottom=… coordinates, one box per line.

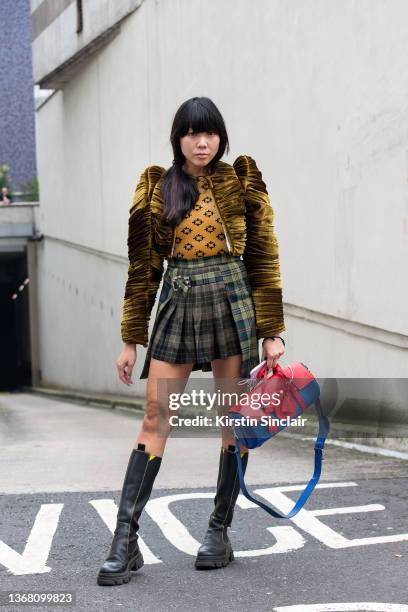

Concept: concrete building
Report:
left=19, top=0, right=408, bottom=402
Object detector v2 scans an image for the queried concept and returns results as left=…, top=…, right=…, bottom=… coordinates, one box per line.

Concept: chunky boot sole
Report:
left=195, top=547, right=234, bottom=570
left=97, top=549, right=144, bottom=586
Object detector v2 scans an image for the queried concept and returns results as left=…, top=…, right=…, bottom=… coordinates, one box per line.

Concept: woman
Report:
left=0, top=186, right=12, bottom=205
left=97, top=96, right=286, bottom=586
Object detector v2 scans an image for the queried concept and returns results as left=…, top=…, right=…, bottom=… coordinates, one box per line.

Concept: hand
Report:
left=116, top=344, right=137, bottom=385
left=261, top=337, right=285, bottom=371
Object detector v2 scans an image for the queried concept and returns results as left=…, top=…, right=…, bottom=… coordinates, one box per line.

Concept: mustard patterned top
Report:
left=171, top=175, right=229, bottom=259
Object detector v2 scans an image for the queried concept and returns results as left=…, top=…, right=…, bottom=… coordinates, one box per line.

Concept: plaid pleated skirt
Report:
left=139, top=253, right=260, bottom=379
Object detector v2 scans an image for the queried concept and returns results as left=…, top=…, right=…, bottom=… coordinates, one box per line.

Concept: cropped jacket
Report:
left=121, top=154, right=286, bottom=346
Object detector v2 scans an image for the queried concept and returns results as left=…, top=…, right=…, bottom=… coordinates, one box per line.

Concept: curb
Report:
left=20, top=385, right=146, bottom=416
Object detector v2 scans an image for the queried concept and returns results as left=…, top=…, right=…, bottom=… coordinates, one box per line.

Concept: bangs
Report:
left=178, top=103, right=222, bottom=136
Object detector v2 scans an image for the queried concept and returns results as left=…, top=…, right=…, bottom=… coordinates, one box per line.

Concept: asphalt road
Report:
left=0, top=392, right=407, bottom=612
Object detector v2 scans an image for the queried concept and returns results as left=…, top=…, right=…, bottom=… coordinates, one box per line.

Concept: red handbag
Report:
left=228, top=360, right=330, bottom=518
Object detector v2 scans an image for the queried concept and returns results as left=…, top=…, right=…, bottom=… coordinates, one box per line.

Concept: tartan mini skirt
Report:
left=139, top=253, right=260, bottom=379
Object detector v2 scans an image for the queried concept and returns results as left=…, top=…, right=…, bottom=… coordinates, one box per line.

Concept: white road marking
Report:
left=298, top=435, right=408, bottom=460
left=145, top=492, right=306, bottom=556
left=240, top=526, right=305, bottom=556
left=89, top=499, right=162, bottom=564
left=256, top=483, right=408, bottom=548
left=273, top=604, right=408, bottom=611
left=2, top=480, right=406, bottom=577
left=311, top=505, right=384, bottom=516
left=0, top=504, right=62, bottom=575
left=145, top=493, right=213, bottom=556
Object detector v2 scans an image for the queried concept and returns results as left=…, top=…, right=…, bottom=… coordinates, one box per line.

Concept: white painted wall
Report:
left=34, top=0, right=408, bottom=397
left=31, top=0, right=142, bottom=83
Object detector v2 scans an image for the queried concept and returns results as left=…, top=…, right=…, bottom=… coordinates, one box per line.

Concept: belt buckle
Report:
left=171, top=275, right=191, bottom=292
left=171, top=275, right=182, bottom=291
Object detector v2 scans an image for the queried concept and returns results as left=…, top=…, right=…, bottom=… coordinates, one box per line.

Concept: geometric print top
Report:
left=171, top=175, right=229, bottom=259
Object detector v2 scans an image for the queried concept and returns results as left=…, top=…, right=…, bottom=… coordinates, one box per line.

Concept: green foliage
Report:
left=20, top=176, right=39, bottom=202
left=0, top=163, right=11, bottom=190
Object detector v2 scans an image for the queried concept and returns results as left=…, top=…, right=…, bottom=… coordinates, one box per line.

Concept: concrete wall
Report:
left=30, top=0, right=142, bottom=86
left=33, top=0, right=408, bottom=397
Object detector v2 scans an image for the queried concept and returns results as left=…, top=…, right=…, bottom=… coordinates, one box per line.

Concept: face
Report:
left=180, top=127, right=220, bottom=175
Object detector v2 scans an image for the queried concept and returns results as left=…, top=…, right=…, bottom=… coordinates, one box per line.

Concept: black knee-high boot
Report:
left=195, top=443, right=249, bottom=570
left=97, top=443, right=162, bottom=586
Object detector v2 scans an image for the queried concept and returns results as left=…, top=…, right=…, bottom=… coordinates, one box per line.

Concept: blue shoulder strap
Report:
left=234, top=397, right=330, bottom=518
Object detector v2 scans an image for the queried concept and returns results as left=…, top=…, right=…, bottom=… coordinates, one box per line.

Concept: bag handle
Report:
left=234, top=393, right=330, bottom=519
left=257, top=361, right=291, bottom=381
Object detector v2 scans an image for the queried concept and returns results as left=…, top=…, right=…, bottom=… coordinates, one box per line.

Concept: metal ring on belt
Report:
left=165, top=274, right=218, bottom=293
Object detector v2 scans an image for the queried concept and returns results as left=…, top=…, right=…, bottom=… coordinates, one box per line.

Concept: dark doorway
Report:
left=0, top=251, right=32, bottom=390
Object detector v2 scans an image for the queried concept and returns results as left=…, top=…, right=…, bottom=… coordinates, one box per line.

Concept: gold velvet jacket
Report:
left=121, top=154, right=285, bottom=346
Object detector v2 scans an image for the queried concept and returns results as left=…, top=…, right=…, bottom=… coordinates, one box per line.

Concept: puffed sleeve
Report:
left=233, top=154, right=285, bottom=338
left=120, top=166, right=165, bottom=346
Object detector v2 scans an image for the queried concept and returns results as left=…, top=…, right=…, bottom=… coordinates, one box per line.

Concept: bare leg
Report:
left=133, top=357, right=194, bottom=457
left=211, top=354, right=248, bottom=452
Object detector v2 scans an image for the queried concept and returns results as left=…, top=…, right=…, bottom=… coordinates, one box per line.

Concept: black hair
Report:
left=161, top=96, right=230, bottom=226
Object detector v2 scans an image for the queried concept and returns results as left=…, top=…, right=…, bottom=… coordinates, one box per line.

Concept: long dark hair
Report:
left=161, top=97, right=230, bottom=226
